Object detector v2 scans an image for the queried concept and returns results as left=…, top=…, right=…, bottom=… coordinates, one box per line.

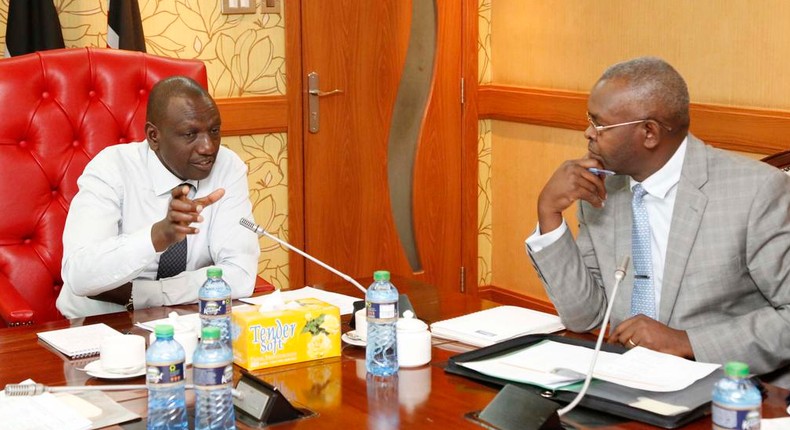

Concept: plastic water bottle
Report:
left=365, top=270, right=399, bottom=376
left=712, top=361, right=762, bottom=430
left=193, top=326, right=236, bottom=430
left=146, top=324, right=188, bottom=430
left=199, top=267, right=232, bottom=346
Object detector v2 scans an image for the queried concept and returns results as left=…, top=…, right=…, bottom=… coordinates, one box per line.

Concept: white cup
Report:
left=396, top=311, right=431, bottom=367
left=148, top=325, right=198, bottom=365
left=100, top=334, right=145, bottom=374
left=355, top=308, right=368, bottom=341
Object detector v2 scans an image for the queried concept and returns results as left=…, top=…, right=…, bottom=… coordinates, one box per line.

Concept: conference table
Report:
left=1, top=276, right=788, bottom=429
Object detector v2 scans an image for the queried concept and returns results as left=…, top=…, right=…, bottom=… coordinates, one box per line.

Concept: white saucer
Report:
left=342, top=331, right=366, bottom=347
left=83, top=360, right=146, bottom=380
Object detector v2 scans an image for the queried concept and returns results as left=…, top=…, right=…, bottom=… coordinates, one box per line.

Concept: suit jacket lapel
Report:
left=659, top=134, right=709, bottom=324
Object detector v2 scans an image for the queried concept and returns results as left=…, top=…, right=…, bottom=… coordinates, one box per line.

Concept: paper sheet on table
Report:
left=0, top=381, right=92, bottom=430
left=240, top=286, right=361, bottom=315
left=458, top=341, right=720, bottom=392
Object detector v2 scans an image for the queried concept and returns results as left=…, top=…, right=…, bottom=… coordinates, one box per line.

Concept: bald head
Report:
left=146, top=76, right=215, bottom=126
left=598, top=57, right=690, bottom=133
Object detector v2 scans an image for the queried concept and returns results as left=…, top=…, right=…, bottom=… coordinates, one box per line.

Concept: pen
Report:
left=588, top=167, right=616, bottom=176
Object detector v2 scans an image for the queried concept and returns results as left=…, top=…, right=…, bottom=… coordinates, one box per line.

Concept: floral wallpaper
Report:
left=0, top=0, right=290, bottom=289
left=478, top=0, right=493, bottom=286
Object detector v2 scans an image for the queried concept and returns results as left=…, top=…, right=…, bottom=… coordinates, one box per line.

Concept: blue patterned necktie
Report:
left=156, top=183, right=191, bottom=280
left=631, top=184, right=656, bottom=319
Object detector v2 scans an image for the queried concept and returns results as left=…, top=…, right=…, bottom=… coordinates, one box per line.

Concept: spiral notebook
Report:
left=37, top=323, right=122, bottom=359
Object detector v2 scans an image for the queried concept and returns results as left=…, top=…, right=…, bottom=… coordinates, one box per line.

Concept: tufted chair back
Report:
left=0, top=48, right=207, bottom=327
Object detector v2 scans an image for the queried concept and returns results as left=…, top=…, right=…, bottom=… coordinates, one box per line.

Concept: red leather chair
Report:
left=0, top=48, right=210, bottom=327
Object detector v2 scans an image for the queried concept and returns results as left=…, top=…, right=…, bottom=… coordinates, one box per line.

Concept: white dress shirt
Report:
left=526, top=138, right=688, bottom=308
left=57, top=140, right=260, bottom=318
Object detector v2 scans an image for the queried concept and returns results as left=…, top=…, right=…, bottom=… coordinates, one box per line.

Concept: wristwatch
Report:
left=125, top=290, right=134, bottom=312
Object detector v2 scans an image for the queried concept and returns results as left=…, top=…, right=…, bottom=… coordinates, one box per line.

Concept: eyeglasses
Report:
left=586, top=112, right=649, bottom=136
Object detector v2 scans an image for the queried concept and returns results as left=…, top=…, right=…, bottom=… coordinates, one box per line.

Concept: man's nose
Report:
left=583, top=124, right=597, bottom=141
left=195, top=134, right=217, bottom=153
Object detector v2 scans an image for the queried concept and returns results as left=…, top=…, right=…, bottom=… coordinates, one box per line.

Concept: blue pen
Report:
left=588, top=167, right=616, bottom=176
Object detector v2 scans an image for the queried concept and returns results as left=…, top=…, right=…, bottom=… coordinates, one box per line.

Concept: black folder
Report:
left=445, top=334, right=720, bottom=429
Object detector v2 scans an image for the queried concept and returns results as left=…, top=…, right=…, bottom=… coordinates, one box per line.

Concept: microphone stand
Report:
left=557, top=256, right=630, bottom=416
left=239, top=218, right=367, bottom=295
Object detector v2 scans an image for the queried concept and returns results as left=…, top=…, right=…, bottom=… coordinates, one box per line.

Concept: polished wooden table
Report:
left=1, top=277, right=787, bottom=429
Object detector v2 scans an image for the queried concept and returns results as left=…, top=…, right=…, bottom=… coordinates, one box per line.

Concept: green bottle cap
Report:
left=373, top=270, right=390, bottom=281
left=724, top=361, right=750, bottom=378
left=154, top=324, right=174, bottom=337
left=201, top=326, right=221, bottom=340
left=207, top=267, right=223, bottom=278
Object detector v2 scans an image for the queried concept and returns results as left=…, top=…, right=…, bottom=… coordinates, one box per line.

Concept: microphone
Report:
left=239, top=218, right=367, bottom=295
left=4, top=383, right=147, bottom=396
left=557, top=255, right=630, bottom=417
left=4, top=382, right=242, bottom=398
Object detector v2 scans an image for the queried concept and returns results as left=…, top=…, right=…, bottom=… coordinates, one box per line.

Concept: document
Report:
left=0, top=384, right=92, bottom=430
left=458, top=340, right=720, bottom=392
left=430, top=306, right=565, bottom=347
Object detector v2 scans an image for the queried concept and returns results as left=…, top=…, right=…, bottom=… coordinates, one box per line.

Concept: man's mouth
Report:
left=191, top=158, right=215, bottom=170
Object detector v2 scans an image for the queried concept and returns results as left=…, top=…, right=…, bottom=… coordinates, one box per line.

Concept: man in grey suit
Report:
left=527, top=57, right=790, bottom=386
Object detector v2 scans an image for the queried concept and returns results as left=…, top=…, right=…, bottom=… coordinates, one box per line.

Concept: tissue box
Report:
left=232, top=298, right=341, bottom=370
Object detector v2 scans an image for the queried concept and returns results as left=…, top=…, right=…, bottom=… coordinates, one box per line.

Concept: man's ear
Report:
left=642, top=120, right=662, bottom=150
left=145, top=122, right=159, bottom=150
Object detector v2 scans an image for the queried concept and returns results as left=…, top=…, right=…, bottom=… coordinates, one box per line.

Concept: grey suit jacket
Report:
left=529, top=134, right=790, bottom=381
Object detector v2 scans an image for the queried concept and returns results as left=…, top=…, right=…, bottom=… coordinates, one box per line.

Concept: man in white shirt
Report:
left=57, top=76, right=260, bottom=318
left=526, top=57, right=790, bottom=386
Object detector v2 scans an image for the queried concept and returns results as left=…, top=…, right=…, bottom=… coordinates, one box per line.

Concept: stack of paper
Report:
left=430, top=305, right=565, bottom=347
left=458, top=340, right=721, bottom=392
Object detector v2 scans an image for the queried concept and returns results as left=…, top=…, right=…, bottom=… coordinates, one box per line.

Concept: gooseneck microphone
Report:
left=239, top=218, right=367, bottom=295
left=557, top=256, right=630, bottom=417
left=3, top=383, right=248, bottom=398
left=4, top=383, right=148, bottom=396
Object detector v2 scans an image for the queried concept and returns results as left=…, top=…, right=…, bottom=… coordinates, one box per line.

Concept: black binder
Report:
left=445, top=334, right=719, bottom=429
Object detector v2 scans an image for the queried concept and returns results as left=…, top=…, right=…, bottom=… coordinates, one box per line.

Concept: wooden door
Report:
left=298, top=0, right=463, bottom=293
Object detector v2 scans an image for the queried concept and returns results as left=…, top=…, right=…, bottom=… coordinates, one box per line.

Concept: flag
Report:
left=4, top=0, right=65, bottom=57
left=107, top=0, right=146, bottom=52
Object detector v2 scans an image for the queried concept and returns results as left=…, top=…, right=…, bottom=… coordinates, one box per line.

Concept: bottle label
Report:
left=712, top=403, right=761, bottom=430
left=193, top=363, right=234, bottom=387
left=367, top=302, right=398, bottom=320
left=199, top=297, right=230, bottom=317
left=146, top=362, right=185, bottom=386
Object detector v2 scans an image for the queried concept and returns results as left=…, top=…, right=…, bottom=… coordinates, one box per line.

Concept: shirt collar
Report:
left=629, top=136, right=688, bottom=198
left=146, top=142, right=200, bottom=197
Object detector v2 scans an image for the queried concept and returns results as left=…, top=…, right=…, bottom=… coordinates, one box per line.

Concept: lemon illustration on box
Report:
left=232, top=298, right=341, bottom=370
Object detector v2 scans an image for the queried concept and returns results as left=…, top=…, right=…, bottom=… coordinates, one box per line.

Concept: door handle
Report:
left=308, top=89, right=343, bottom=97
left=307, top=72, right=343, bottom=133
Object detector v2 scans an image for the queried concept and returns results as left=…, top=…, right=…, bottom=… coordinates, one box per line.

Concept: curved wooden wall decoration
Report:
left=387, top=0, right=437, bottom=272
left=478, top=84, right=790, bottom=155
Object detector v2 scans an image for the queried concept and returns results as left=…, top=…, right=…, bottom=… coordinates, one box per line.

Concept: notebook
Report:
left=37, top=323, right=123, bottom=359
left=430, top=305, right=565, bottom=347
